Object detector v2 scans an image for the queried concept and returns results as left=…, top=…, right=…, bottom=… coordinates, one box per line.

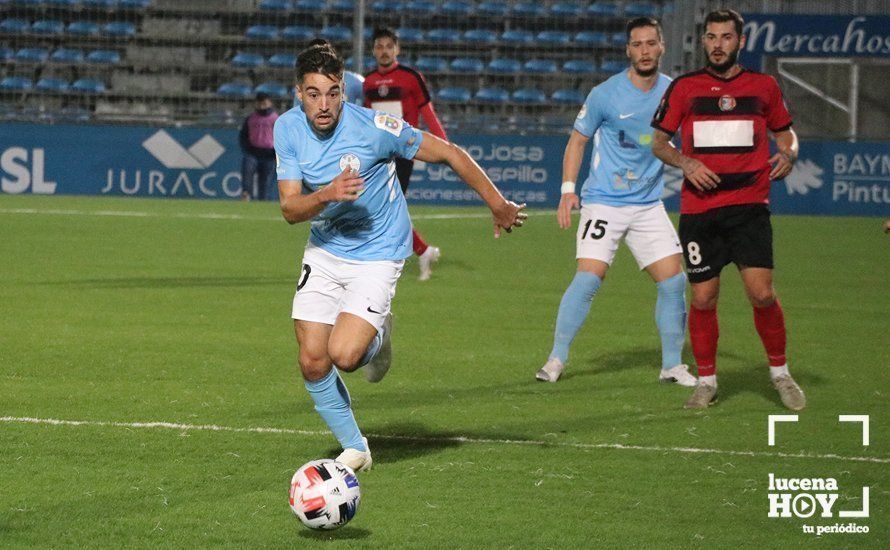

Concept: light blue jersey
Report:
left=574, top=71, right=672, bottom=206
left=274, top=102, right=423, bottom=261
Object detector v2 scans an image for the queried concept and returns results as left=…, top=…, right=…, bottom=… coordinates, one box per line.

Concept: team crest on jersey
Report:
left=378, top=84, right=389, bottom=97
left=338, top=153, right=361, bottom=174
left=374, top=113, right=403, bottom=136
left=577, top=104, right=588, bottom=120
left=718, top=94, right=737, bottom=112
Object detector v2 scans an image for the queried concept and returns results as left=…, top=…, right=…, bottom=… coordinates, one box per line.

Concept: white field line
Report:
left=2, top=416, right=888, bottom=465
left=0, top=207, right=552, bottom=222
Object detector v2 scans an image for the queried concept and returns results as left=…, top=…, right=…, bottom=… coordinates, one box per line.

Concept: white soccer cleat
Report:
left=659, top=364, right=698, bottom=387
left=418, top=246, right=440, bottom=281
left=364, top=313, right=392, bottom=383
left=535, top=358, right=565, bottom=383
left=336, top=437, right=372, bottom=472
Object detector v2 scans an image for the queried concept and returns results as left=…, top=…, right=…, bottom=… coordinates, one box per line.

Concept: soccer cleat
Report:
left=684, top=382, right=718, bottom=409
left=336, top=437, right=372, bottom=472
left=772, top=374, right=806, bottom=411
left=417, top=246, right=440, bottom=281
left=364, top=313, right=392, bottom=383
left=659, top=364, right=697, bottom=387
left=535, top=358, right=565, bottom=383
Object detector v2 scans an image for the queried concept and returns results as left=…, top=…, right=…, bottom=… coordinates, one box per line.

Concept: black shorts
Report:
left=395, top=157, right=414, bottom=194
left=678, top=203, right=774, bottom=283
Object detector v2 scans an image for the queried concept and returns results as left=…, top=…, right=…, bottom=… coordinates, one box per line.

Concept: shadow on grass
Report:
left=718, top=363, right=827, bottom=407
left=562, top=348, right=662, bottom=380
left=297, top=526, right=372, bottom=541
left=41, top=276, right=292, bottom=289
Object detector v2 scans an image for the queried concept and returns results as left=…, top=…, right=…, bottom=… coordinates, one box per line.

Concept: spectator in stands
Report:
left=239, top=92, right=279, bottom=201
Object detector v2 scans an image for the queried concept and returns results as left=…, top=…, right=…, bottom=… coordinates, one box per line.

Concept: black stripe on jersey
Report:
left=365, top=85, right=405, bottom=102
left=691, top=96, right=765, bottom=116
left=398, top=65, right=432, bottom=106
left=770, top=122, right=793, bottom=133
left=692, top=145, right=756, bottom=154
left=709, top=171, right=759, bottom=190
left=651, top=69, right=708, bottom=133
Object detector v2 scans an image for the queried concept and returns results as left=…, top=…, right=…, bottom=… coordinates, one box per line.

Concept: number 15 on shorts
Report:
left=582, top=219, right=608, bottom=240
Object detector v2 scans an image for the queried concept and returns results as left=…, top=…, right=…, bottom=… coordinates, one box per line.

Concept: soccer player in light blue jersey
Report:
left=276, top=45, right=526, bottom=471
left=535, top=17, right=695, bottom=387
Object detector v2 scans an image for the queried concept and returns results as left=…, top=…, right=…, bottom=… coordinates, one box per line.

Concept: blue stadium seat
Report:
left=551, top=89, right=585, bottom=105
left=120, top=0, right=152, bottom=7
left=370, top=0, right=401, bottom=12
left=611, top=32, right=627, bottom=46
left=600, top=59, right=625, bottom=73
left=562, top=59, right=596, bottom=74
left=281, top=25, right=314, bottom=41
left=477, top=1, right=509, bottom=16
left=463, top=29, right=497, bottom=44
left=17, top=0, right=47, bottom=5
left=47, top=0, right=80, bottom=7
left=625, top=2, right=658, bottom=17
left=83, top=0, right=119, bottom=7
left=487, top=58, right=520, bottom=74
left=36, top=77, right=70, bottom=92
left=405, top=0, right=436, bottom=13
left=536, top=31, right=571, bottom=45
left=588, top=2, right=620, bottom=17
left=450, top=57, right=484, bottom=73
left=474, top=87, right=509, bottom=104
left=414, top=56, right=447, bottom=73
left=86, top=49, right=121, bottom=64
left=441, top=0, right=473, bottom=15
left=320, top=26, right=352, bottom=42
left=512, top=88, right=547, bottom=104
left=550, top=2, right=584, bottom=17
left=426, top=28, right=460, bottom=44
left=245, top=25, right=279, bottom=41
left=512, top=3, right=545, bottom=16
left=57, top=106, right=92, bottom=122
left=254, top=82, right=290, bottom=99
left=0, top=19, right=30, bottom=34
left=217, top=82, right=253, bottom=98
left=575, top=31, right=608, bottom=46
left=500, top=30, right=534, bottom=44
left=103, top=22, right=136, bottom=37
left=523, top=59, right=557, bottom=74
left=15, top=47, right=50, bottom=63
left=71, top=78, right=106, bottom=93
left=231, top=52, right=265, bottom=68
left=397, top=27, right=424, bottom=43
left=328, top=0, right=354, bottom=12
left=343, top=55, right=376, bottom=72
left=268, top=53, right=296, bottom=68
left=0, top=76, right=33, bottom=91
left=31, top=20, right=66, bottom=35
left=436, top=87, right=471, bottom=103
left=259, top=0, right=292, bottom=10
left=0, top=47, right=13, bottom=62
left=67, top=21, right=100, bottom=36
left=293, top=0, right=318, bottom=9
left=51, top=48, right=85, bottom=63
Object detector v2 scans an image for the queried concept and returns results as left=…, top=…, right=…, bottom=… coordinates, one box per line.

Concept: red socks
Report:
left=753, top=300, right=787, bottom=367
left=412, top=228, right=428, bottom=257
left=688, top=306, right=718, bottom=377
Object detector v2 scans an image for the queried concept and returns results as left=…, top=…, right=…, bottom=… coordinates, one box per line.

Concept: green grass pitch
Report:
left=1, top=194, right=887, bottom=548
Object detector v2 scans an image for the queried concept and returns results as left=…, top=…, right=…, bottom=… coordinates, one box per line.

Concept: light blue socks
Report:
left=655, top=272, right=687, bottom=370
left=549, top=271, right=602, bottom=363
left=304, top=368, right=367, bottom=451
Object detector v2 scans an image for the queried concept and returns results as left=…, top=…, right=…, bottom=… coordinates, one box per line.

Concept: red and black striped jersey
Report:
left=363, top=63, right=432, bottom=128
left=652, top=68, right=792, bottom=214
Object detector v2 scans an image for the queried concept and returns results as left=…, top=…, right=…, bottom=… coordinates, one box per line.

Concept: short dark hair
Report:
left=704, top=9, right=744, bottom=37
left=255, top=92, right=270, bottom=102
left=626, top=16, right=662, bottom=41
left=371, top=27, right=398, bottom=44
left=306, top=38, right=331, bottom=49
left=296, top=44, right=344, bottom=85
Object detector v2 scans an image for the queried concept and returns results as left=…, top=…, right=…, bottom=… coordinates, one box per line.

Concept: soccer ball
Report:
left=289, top=459, right=361, bottom=530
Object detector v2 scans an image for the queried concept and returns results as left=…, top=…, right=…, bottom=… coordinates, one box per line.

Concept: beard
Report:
left=706, top=47, right=739, bottom=73
left=633, top=62, right=659, bottom=77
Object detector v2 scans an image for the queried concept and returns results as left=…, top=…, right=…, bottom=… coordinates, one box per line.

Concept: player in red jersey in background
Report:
left=651, top=9, right=806, bottom=410
left=364, top=27, right=447, bottom=281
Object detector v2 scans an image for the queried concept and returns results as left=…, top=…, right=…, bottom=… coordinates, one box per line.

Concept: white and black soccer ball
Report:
left=289, top=459, right=361, bottom=530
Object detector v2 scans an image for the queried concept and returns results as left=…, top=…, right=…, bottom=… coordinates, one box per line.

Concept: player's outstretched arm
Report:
left=769, top=128, right=799, bottom=180
left=414, top=131, right=527, bottom=238
left=557, top=130, right=588, bottom=229
left=652, top=129, right=720, bottom=191
left=278, top=168, right=364, bottom=224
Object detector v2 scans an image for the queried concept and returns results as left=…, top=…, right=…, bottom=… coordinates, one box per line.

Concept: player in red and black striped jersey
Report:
left=364, top=27, right=448, bottom=281
left=651, top=9, right=805, bottom=411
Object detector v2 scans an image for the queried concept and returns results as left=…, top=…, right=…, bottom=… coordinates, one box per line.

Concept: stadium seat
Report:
left=83, top=0, right=119, bottom=7
left=67, top=21, right=100, bottom=36
left=281, top=26, right=314, bottom=41
left=86, top=49, right=121, bottom=64
left=588, top=2, right=620, bottom=17
left=31, top=20, right=66, bottom=35
left=254, top=82, right=290, bottom=99
left=512, top=88, right=546, bottom=104
left=0, top=76, right=33, bottom=91
left=217, top=82, right=253, bottom=98
left=611, top=32, right=627, bottom=46
left=487, top=58, right=520, bottom=74
left=600, top=59, right=625, bottom=73
left=523, top=59, right=557, bottom=74
left=56, top=106, right=91, bottom=122
left=551, top=88, right=585, bottom=105
left=15, top=48, right=50, bottom=63
left=328, top=0, right=354, bottom=12
left=259, top=0, right=292, bottom=10
left=450, top=57, right=484, bottom=73
left=474, top=87, right=509, bottom=104
left=245, top=25, right=279, bottom=41
left=574, top=31, right=608, bottom=46
left=268, top=53, right=296, bottom=68
left=426, top=28, right=461, bottom=44
left=120, top=0, right=152, bottom=7
left=47, top=0, right=80, bottom=6
left=103, top=22, right=136, bottom=38
left=71, top=78, right=106, bottom=93
left=397, top=27, right=424, bottom=43
left=550, top=2, right=584, bottom=17
left=625, top=2, right=659, bottom=17
left=370, top=0, right=401, bottom=12
left=51, top=48, right=85, bottom=63
left=563, top=59, right=596, bottom=74
left=536, top=31, right=571, bottom=45
left=477, top=1, right=509, bottom=16
left=441, top=0, right=473, bottom=15
left=293, top=0, right=319, bottom=9
left=231, top=52, right=265, bottom=68
left=320, top=26, right=352, bottom=42
left=500, top=30, right=534, bottom=45
left=512, top=3, right=545, bottom=16
left=463, top=29, right=497, bottom=45
left=36, top=77, right=70, bottom=92
left=405, top=0, right=436, bottom=14
left=0, top=19, right=30, bottom=34
left=436, top=87, right=471, bottom=103
left=414, top=56, right=447, bottom=73
left=0, top=46, right=13, bottom=62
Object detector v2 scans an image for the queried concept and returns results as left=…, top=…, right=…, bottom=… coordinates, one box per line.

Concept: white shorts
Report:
left=291, top=245, right=404, bottom=332
left=576, top=202, right=682, bottom=270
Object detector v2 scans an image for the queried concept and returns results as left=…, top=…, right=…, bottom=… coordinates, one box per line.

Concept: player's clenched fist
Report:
left=322, top=167, right=365, bottom=202
left=492, top=200, right=528, bottom=238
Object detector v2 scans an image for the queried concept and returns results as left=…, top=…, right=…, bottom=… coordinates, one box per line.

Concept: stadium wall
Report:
left=1, top=122, right=889, bottom=216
